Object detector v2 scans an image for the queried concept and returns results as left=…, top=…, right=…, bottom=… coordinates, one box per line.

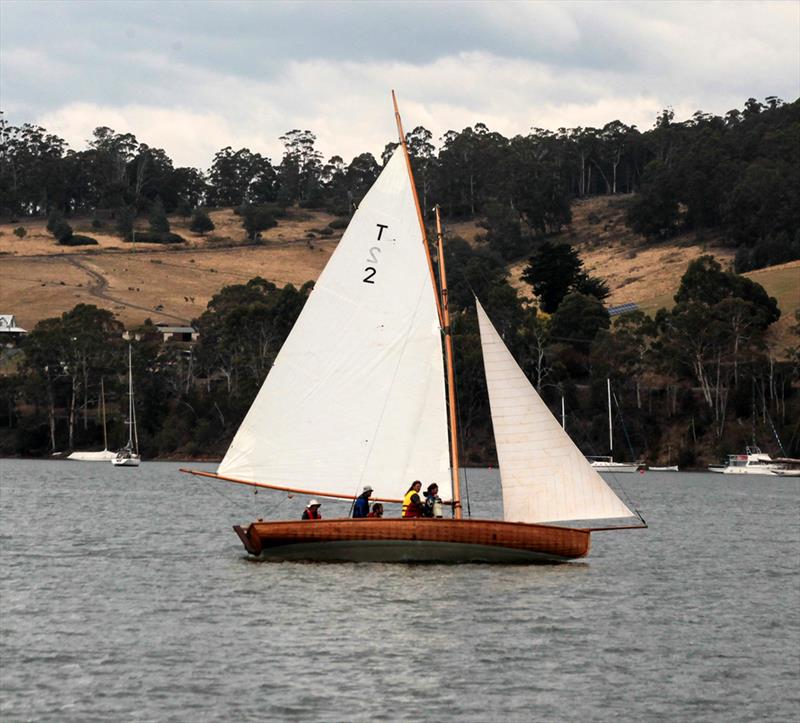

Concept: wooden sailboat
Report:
left=181, top=93, right=646, bottom=562
left=112, top=343, right=141, bottom=467
left=67, top=378, right=116, bottom=461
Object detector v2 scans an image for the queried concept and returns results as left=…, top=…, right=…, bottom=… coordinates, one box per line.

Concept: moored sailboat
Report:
left=112, top=343, right=140, bottom=467
left=588, top=379, right=642, bottom=473
left=182, top=93, right=646, bottom=562
left=67, top=378, right=116, bottom=461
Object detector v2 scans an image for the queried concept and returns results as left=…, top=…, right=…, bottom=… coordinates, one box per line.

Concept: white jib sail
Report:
left=218, top=150, right=451, bottom=501
left=476, top=300, right=635, bottom=524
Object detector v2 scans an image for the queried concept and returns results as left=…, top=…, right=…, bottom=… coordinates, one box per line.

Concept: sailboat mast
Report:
left=100, top=377, right=107, bottom=450
left=607, top=378, right=613, bottom=456
left=127, top=343, right=134, bottom=449
left=434, top=205, right=462, bottom=519
left=391, top=90, right=444, bottom=328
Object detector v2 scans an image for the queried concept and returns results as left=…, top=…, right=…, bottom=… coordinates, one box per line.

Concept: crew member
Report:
left=368, top=503, right=384, bottom=518
left=352, top=485, right=373, bottom=518
left=302, top=500, right=322, bottom=520
left=402, top=481, right=424, bottom=518
left=423, top=483, right=443, bottom=518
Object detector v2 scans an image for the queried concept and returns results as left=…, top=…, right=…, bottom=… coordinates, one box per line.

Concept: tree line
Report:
left=2, top=96, right=798, bottom=265
left=1, top=246, right=797, bottom=465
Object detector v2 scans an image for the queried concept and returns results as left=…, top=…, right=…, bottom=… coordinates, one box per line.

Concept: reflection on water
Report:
left=0, top=460, right=798, bottom=722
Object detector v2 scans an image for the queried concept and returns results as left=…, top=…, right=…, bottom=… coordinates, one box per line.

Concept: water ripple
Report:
left=1, top=460, right=798, bottom=722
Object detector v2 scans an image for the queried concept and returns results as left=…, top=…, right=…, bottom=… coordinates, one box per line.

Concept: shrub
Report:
left=12, top=226, right=26, bottom=238
left=91, top=218, right=103, bottom=229
left=128, top=231, right=185, bottom=244
left=116, top=206, right=135, bottom=239
left=175, top=198, right=193, bottom=218
left=315, top=226, right=334, bottom=236
left=46, top=209, right=64, bottom=234
left=149, top=199, right=170, bottom=233
left=51, top=219, right=74, bottom=243
left=189, top=209, right=215, bottom=235
left=240, top=205, right=278, bottom=240
left=59, top=234, right=98, bottom=246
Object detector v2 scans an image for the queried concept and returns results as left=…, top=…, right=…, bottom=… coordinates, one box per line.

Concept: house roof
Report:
left=0, top=315, right=26, bottom=333
left=157, top=326, right=197, bottom=334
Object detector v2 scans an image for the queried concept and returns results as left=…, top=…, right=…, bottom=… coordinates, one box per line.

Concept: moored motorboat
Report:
left=770, top=458, right=800, bottom=477
left=708, top=447, right=785, bottom=475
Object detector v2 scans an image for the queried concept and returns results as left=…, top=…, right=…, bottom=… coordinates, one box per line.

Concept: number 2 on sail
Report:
left=363, top=223, right=388, bottom=283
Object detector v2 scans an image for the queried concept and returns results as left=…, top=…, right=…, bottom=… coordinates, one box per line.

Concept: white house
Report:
left=155, top=322, right=199, bottom=343
left=0, top=315, right=27, bottom=345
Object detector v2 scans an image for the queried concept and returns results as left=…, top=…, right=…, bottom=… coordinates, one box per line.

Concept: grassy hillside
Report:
left=0, top=208, right=341, bottom=328
left=1, top=198, right=797, bottom=353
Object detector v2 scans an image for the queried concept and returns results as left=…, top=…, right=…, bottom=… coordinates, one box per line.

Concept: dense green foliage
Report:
left=189, top=209, right=214, bottom=235
left=4, top=96, right=796, bottom=265
left=0, top=251, right=796, bottom=465
left=521, top=242, right=610, bottom=313
left=626, top=100, right=800, bottom=269
left=1, top=95, right=797, bottom=464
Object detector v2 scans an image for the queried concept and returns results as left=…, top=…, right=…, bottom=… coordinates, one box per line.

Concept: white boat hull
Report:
left=67, top=449, right=116, bottom=462
left=708, top=465, right=783, bottom=475
left=649, top=465, right=679, bottom=472
left=590, top=462, right=639, bottom=473
left=112, top=455, right=141, bottom=467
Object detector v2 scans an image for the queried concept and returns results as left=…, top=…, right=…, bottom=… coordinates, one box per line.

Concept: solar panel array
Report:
left=607, top=302, right=639, bottom=317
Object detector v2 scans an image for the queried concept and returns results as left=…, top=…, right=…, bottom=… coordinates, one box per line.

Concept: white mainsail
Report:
left=218, top=151, right=451, bottom=500
left=476, top=300, right=635, bottom=524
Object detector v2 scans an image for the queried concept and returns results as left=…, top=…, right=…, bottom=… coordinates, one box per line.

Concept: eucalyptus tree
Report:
left=0, top=122, right=68, bottom=216
left=278, top=129, right=322, bottom=205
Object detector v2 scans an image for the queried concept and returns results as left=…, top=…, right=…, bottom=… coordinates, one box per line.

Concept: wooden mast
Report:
left=391, top=90, right=444, bottom=328
left=435, top=205, right=462, bottom=518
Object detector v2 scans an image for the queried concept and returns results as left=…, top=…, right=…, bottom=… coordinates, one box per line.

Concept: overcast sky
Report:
left=2, top=0, right=798, bottom=169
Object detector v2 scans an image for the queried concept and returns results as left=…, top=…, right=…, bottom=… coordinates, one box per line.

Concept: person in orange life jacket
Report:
left=368, top=502, right=384, bottom=518
left=352, top=485, right=373, bottom=518
left=402, top=480, right=424, bottom=518
left=302, top=500, right=322, bottom=520
left=423, top=483, right=443, bottom=518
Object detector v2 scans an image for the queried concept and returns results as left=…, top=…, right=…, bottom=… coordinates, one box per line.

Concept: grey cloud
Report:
left=1, top=1, right=797, bottom=167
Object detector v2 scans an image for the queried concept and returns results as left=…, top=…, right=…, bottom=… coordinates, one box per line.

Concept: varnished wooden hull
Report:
left=233, top=518, right=590, bottom=563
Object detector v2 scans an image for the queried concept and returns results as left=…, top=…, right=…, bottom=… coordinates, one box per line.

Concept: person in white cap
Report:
left=302, top=500, right=322, bottom=520
left=352, top=485, right=373, bottom=518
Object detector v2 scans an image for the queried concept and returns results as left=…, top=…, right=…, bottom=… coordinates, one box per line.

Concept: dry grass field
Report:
left=0, top=209, right=340, bottom=328
left=1, top=197, right=797, bottom=352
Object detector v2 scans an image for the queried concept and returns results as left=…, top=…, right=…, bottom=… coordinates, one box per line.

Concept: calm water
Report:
left=1, top=460, right=798, bottom=722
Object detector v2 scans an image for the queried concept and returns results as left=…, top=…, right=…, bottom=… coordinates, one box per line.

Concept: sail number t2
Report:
left=363, top=223, right=388, bottom=283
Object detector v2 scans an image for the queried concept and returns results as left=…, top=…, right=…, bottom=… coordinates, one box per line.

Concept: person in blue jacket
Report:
left=352, top=485, right=373, bottom=517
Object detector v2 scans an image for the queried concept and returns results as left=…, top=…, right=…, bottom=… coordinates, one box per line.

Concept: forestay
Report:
left=476, top=301, right=635, bottom=524
left=218, top=151, right=451, bottom=500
